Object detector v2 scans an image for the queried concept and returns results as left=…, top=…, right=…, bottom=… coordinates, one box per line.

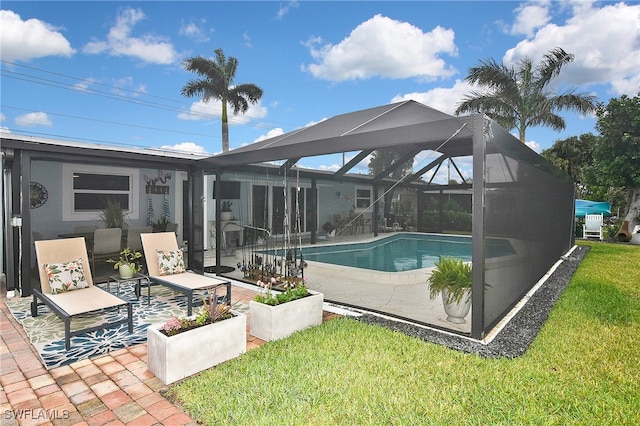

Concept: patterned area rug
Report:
left=5, top=284, right=248, bottom=370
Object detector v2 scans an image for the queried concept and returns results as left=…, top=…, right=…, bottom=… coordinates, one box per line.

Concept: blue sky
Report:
left=1, top=1, right=639, bottom=174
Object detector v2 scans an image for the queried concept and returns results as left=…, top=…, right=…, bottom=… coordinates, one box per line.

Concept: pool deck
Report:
left=208, top=231, right=472, bottom=334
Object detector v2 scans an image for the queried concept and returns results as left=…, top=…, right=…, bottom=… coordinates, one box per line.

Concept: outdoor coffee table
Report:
left=107, top=273, right=151, bottom=305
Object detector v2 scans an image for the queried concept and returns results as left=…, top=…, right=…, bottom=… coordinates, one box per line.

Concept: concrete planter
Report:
left=250, top=290, right=324, bottom=341
left=147, top=311, right=246, bottom=385
left=442, top=290, right=471, bottom=324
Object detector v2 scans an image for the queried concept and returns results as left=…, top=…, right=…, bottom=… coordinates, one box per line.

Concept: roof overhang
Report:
left=1, top=133, right=206, bottom=169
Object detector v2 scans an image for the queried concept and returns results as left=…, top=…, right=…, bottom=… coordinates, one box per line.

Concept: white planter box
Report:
left=250, top=290, right=324, bottom=341
left=147, top=311, right=246, bottom=385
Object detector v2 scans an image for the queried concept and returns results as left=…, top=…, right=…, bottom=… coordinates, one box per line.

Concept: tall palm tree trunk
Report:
left=221, top=101, right=229, bottom=152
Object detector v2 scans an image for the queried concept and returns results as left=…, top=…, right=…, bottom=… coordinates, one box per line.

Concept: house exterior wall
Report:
left=30, top=160, right=182, bottom=239
left=207, top=173, right=374, bottom=237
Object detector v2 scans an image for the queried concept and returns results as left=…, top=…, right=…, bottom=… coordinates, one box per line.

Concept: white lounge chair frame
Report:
left=583, top=214, right=604, bottom=240
left=140, top=232, right=231, bottom=316
left=33, top=237, right=133, bottom=350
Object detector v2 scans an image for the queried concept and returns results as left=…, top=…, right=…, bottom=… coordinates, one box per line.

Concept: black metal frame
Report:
left=30, top=288, right=133, bottom=350
left=148, top=274, right=231, bottom=316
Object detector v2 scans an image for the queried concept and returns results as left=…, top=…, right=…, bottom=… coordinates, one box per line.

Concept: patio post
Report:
left=471, top=114, right=486, bottom=339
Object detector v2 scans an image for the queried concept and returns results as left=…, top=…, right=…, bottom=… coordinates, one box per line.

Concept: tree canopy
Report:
left=181, top=48, right=263, bottom=152
left=455, top=47, right=597, bottom=143
left=592, top=94, right=640, bottom=226
left=592, top=94, right=640, bottom=190
left=543, top=93, right=640, bottom=227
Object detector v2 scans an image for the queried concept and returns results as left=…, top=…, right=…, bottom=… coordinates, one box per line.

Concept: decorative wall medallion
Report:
left=30, top=181, right=48, bottom=209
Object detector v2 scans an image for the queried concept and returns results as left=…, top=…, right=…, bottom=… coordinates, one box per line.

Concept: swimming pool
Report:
left=298, top=234, right=514, bottom=272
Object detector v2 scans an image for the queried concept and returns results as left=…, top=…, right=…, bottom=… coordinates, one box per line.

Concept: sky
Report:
left=1, top=1, right=639, bottom=175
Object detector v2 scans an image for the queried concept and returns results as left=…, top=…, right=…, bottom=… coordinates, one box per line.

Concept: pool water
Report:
left=298, top=234, right=514, bottom=272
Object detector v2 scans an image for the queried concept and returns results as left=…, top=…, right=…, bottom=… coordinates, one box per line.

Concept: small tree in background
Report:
left=592, top=94, right=640, bottom=229
left=368, top=147, right=414, bottom=219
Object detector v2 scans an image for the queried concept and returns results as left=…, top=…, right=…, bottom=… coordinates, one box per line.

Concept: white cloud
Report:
left=254, top=128, right=285, bottom=143
left=160, top=142, right=207, bottom=154
left=504, top=2, right=640, bottom=96
left=303, top=14, right=458, bottom=82
left=179, top=19, right=211, bottom=43
left=510, top=1, right=551, bottom=37
left=83, top=7, right=178, bottom=65
left=72, top=77, right=98, bottom=93
left=525, top=140, right=541, bottom=153
left=252, top=116, right=327, bottom=145
left=178, top=99, right=268, bottom=124
left=277, top=1, right=299, bottom=19
left=0, top=10, right=75, bottom=62
left=243, top=31, right=253, bottom=48
left=15, top=112, right=52, bottom=127
left=390, top=79, right=474, bottom=115
left=1, top=112, right=10, bottom=134
left=303, top=117, right=328, bottom=128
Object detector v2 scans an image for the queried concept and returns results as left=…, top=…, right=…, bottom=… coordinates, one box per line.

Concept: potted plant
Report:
left=152, top=216, right=170, bottom=232
left=100, top=198, right=126, bottom=229
left=322, top=221, right=336, bottom=238
left=147, top=292, right=246, bottom=385
left=427, top=256, right=473, bottom=324
left=107, top=247, right=143, bottom=278
left=249, top=277, right=323, bottom=341
left=221, top=200, right=233, bottom=221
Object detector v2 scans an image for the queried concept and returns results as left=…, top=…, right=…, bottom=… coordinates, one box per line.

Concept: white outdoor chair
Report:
left=583, top=214, right=604, bottom=240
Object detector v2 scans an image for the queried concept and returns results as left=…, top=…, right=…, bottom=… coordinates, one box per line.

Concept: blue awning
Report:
left=575, top=199, right=611, bottom=218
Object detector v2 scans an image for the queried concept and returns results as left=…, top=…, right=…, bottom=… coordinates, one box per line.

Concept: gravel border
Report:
left=356, top=245, right=589, bottom=358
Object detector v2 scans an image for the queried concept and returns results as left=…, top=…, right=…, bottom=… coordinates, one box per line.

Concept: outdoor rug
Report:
left=5, top=284, right=248, bottom=370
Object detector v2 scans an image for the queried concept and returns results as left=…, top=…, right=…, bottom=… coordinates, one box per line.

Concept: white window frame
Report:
left=62, top=164, right=139, bottom=221
left=355, top=186, right=372, bottom=211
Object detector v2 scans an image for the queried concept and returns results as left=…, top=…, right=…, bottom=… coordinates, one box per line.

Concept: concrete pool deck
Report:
left=207, top=231, right=472, bottom=334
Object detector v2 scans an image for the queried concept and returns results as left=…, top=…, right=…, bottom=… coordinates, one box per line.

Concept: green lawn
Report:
left=169, top=241, right=640, bottom=425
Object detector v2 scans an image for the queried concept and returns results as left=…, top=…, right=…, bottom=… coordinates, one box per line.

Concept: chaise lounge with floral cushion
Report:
left=32, top=237, right=133, bottom=350
left=140, top=232, right=231, bottom=316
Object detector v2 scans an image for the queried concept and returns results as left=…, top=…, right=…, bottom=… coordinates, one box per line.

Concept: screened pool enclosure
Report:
left=199, top=101, right=575, bottom=339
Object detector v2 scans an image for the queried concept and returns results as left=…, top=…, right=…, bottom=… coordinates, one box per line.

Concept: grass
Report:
left=168, top=241, right=640, bottom=425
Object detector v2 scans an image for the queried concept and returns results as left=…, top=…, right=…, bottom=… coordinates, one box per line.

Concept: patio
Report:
left=0, top=281, right=339, bottom=425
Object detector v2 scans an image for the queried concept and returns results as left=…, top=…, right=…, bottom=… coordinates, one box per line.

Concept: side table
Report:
left=107, top=273, right=151, bottom=305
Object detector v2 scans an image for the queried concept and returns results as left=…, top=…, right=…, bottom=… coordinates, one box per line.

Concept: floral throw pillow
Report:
left=156, top=249, right=186, bottom=276
left=43, top=258, right=90, bottom=295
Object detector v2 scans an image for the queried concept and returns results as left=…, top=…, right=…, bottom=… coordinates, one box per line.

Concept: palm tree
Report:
left=455, top=47, right=597, bottom=142
left=181, top=48, right=263, bottom=152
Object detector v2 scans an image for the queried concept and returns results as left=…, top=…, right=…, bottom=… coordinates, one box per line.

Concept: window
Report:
left=355, top=187, right=372, bottom=210
left=63, top=164, right=139, bottom=221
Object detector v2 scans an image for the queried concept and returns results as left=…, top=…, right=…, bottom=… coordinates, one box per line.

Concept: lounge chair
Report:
left=583, top=214, right=604, bottom=240
left=32, top=237, right=133, bottom=350
left=140, top=232, right=231, bottom=316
